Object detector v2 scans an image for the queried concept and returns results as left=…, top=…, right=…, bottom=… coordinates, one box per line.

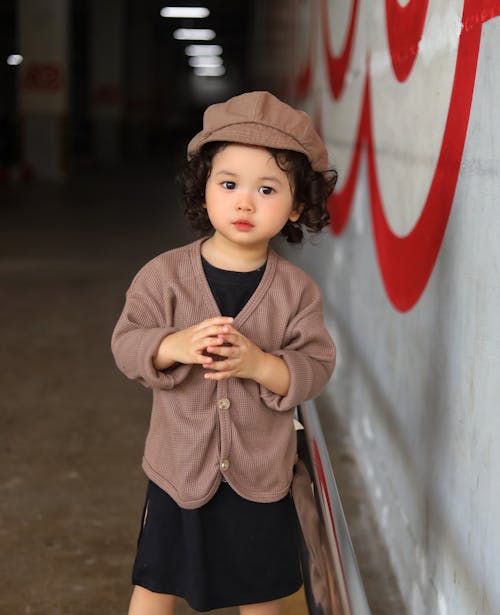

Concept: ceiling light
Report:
left=185, top=44, right=223, bottom=56
left=7, top=54, right=23, bottom=66
left=193, top=66, right=226, bottom=77
left=161, top=6, right=209, bottom=18
left=174, top=28, right=215, bottom=41
left=188, top=56, right=223, bottom=68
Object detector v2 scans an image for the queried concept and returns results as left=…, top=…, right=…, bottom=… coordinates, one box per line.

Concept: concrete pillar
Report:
left=124, top=0, right=153, bottom=156
left=19, top=0, right=69, bottom=181
left=89, top=0, right=124, bottom=163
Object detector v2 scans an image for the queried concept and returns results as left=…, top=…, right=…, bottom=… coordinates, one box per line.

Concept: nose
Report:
left=236, top=191, right=255, bottom=212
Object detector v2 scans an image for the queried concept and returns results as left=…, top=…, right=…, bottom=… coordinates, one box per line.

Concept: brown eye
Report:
left=222, top=181, right=236, bottom=190
left=259, top=186, right=275, bottom=195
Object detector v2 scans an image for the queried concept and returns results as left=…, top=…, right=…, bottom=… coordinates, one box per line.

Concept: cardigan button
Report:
left=218, top=397, right=231, bottom=410
left=220, top=459, right=230, bottom=471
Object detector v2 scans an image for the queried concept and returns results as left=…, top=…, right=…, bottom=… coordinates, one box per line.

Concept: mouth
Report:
left=232, top=220, right=254, bottom=231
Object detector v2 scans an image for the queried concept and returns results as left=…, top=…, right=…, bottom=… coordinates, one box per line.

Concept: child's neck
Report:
left=201, top=235, right=267, bottom=272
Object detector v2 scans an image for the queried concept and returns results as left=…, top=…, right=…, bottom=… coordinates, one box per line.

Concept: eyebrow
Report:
left=214, top=170, right=283, bottom=185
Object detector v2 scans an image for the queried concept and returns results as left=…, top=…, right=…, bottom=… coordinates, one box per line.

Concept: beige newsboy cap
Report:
left=187, top=91, right=329, bottom=172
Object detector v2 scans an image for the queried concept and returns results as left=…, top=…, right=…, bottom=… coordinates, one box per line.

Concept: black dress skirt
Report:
left=132, top=480, right=303, bottom=611
left=131, top=257, right=303, bottom=610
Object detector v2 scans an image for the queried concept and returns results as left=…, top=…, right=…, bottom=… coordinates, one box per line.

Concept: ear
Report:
left=289, top=204, right=303, bottom=223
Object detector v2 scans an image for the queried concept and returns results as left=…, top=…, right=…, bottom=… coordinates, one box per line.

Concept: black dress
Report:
left=131, top=257, right=303, bottom=611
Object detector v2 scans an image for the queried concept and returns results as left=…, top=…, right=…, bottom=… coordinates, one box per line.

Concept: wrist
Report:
left=153, top=335, right=176, bottom=370
left=254, top=351, right=290, bottom=396
left=253, top=349, right=271, bottom=384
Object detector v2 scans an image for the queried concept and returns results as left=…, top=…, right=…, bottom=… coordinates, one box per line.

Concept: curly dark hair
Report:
left=177, top=141, right=338, bottom=243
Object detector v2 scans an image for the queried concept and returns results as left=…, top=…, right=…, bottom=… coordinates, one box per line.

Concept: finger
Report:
left=216, top=332, right=239, bottom=345
left=204, top=357, right=237, bottom=372
left=199, top=335, right=225, bottom=349
left=223, top=324, right=244, bottom=336
left=190, top=334, right=225, bottom=355
left=198, top=317, right=233, bottom=329
left=201, top=349, right=226, bottom=362
left=204, top=369, right=234, bottom=381
left=193, top=350, right=214, bottom=363
left=205, top=343, right=235, bottom=358
left=194, top=324, right=231, bottom=340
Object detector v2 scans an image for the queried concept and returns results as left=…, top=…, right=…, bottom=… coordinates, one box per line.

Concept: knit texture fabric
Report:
left=111, top=238, right=335, bottom=509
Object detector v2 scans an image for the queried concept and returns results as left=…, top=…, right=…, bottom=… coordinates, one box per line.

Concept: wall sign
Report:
left=22, top=62, right=64, bottom=92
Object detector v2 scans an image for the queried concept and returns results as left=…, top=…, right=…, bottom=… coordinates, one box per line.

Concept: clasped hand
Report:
left=153, top=316, right=266, bottom=382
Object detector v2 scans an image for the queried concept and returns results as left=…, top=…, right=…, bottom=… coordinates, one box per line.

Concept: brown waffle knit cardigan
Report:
left=111, top=238, right=335, bottom=509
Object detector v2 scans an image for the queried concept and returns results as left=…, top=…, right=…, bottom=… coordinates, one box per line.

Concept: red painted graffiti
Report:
left=385, top=0, right=429, bottom=81
left=321, top=0, right=360, bottom=99
left=23, top=62, right=63, bottom=92
left=318, top=0, right=500, bottom=310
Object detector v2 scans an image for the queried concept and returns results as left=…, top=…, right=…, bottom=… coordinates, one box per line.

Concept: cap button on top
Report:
left=218, top=397, right=231, bottom=410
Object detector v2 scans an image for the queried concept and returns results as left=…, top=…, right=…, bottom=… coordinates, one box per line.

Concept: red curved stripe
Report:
left=330, top=0, right=500, bottom=311
left=385, top=0, right=429, bottom=82
left=329, top=95, right=367, bottom=234
left=296, top=64, right=312, bottom=101
left=296, top=2, right=315, bottom=100
left=367, top=24, right=478, bottom=311
left=321, top=0, right=360, bottom=99
left=372, top=0, right=498, bottom=310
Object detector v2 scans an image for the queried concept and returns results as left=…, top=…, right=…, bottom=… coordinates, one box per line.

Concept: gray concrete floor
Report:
left=315, top=401, right=407, bottom=614
left=0, top=163, right=404, bottom=614
left=0, top=164, right=206, bottom=614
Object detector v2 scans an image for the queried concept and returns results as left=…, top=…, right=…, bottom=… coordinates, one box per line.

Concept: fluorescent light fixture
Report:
left=161, top=6, right=209, bottom=18
left=185, top=44, right=223, bottom=56
left=174, top=28, right=215, bottom=40
left=189, top=56, right=223, bottom=68
left=193, top=66, right=226, bottom=77
left=7, top=54, right=23, bottom=66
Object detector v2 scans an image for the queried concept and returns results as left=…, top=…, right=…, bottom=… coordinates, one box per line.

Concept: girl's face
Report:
left=204, top=144, right=300, bottom=256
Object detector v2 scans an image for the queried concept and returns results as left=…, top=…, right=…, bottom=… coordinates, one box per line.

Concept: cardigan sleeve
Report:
left=259, top=278, right=335, bottom=411
left=111, top=260, right=192, bottom=390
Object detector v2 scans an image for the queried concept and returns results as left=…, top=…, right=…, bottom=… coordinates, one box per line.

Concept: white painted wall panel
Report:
left=252, top=2, right=500, bottom=613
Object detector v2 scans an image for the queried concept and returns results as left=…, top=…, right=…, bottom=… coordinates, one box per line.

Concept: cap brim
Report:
left=188, top=123, right=309, bottom=161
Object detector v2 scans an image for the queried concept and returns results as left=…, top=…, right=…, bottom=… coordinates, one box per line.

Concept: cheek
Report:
left=204, top=195, right=223, bottom=223
left=271, top=210, right=294, bottom=230
left=204, top=186, right=217, bottom=211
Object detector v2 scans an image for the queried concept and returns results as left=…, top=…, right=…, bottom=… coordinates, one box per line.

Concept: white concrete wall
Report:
left=253, top=2, right=500, bottom=613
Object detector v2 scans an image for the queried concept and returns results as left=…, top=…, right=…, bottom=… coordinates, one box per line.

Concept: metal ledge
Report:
left=297, top=400, right=371, bottom=615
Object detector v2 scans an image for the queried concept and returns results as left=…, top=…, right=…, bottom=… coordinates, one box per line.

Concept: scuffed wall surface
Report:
left=251, top=2, right=500, bottom=613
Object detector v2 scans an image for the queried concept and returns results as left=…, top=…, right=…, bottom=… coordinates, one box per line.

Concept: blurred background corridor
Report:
left=1, top=1, right=500, bottom=614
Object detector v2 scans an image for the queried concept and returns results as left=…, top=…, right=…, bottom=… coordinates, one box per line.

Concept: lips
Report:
left=233, top=220, right=254, bottom=231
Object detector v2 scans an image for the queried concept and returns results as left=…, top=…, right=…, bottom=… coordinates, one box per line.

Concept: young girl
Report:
left=111, top=91, right=337, bottom=615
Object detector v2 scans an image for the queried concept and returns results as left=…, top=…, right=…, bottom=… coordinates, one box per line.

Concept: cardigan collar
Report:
left=188, top=237, right=279, bottom=327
